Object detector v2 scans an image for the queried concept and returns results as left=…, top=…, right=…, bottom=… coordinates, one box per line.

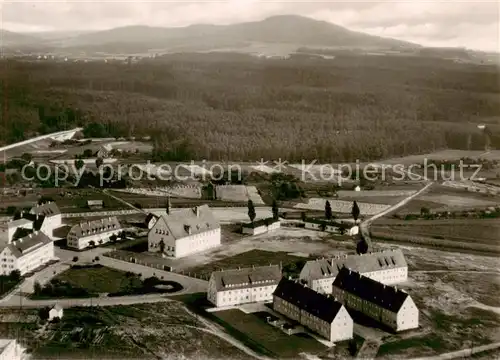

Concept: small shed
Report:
left=49, top=304, right=63, bottom=321
left=87, top=200, right=104, bottom=210
left=354, top=186, right=361, bottom=192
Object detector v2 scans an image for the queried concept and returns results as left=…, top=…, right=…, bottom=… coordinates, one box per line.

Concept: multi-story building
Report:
left=148, top=205, right=220, bottom=258
left=299, top=249, right=407, bottom=294
left=0, top=219, right=33, bottom=243
left=241, top=218, right=280, bottom=235
left=26, top=202, right=62, bottom=239
left=273, top=277, right=353, bottom=342
left=0, top=231, right=54, bottom=276
left=207, top=265, right=281, bottom=307
left=332, top=268, right=419, bottom=332
left=66, top=217, right=122, bottom=250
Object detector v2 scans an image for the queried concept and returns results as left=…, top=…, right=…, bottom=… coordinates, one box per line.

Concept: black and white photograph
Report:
left=0, top=0, right=499, bottom=359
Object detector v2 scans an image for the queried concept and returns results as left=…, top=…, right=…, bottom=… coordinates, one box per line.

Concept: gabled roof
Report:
left=30, top=202, right=61, bottom=217
left=211, top=265, right=281, bottom=292
left=154, top=205, right=219, bottom=240
left=299, top=249, right=407, bottom=282
left=332, top=268, right=410, bottom=313
left=3, top=231, right=52, bottom=258
left=69, top=217, right=121, bottom=238
left=242, top=217, right=279, bottom=229
left=273, top=277, right=344, bottom=324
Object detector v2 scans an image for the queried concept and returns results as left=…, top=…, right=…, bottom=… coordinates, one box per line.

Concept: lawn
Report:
left=0, top=275, right=21, bottom=298
left=185, top=249, right=311, bottom=279
left=54, top=265, right=142, bottom=294
left=213, top=309, right=327, bottom=358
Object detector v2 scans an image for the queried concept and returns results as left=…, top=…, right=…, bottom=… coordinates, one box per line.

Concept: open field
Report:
left=215, top=185, right=264, bottom=204
left=54, top=265, right=142, bottom=294
left=372, top=244, right=500, bottom=358
left=185, top=249, right=311, bottom=280
left=295, top=198, right=390, bottom=214
left=213, top=309, right=327, bottom=358
left=0, top=303, right=254, bottom=359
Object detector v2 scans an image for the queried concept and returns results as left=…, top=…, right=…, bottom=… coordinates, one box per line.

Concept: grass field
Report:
left=213, top=309, right=327, bottom=358
left=17, top=303, right=254, bottom=359
left=185, top=249, right=310, bottom=279
left=54, top=265, right=142, bottom=294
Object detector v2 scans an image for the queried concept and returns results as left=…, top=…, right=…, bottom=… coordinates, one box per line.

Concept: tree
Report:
left=325, top=200, right=332, bottom=220
left=83, top=149, right=93, bottom=158
left=272, top=199, right=279, bottom=220
left=301, top=211, right=306, bottom=222
left=89, top=240, right=96, bottom=248
left=247, top=199, right=256, bottom=223
left=75, top=159, right=84, bottom=170
left=420, top=207, right=430, bottom=216
left=352, top=201, right=360, bottom=222
left=159, top=239, right=165, bottom=253
left=33, top=281, right=42, bottom=295
left=9, top=270, right=21, bottom=282
left=72, top=256, right=79, bottom=262
left=6, top=206, right=17, bottom=216
left=166, top=196, right=171, bottom=215
left=95, top=157, right=104, bottom=169
left=21, top=153, right=32, bottom=163
left=110, top=234, right=118, bottom=243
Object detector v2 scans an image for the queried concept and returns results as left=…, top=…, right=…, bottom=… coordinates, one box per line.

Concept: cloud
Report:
left=1, top=0, right=498, bottom=51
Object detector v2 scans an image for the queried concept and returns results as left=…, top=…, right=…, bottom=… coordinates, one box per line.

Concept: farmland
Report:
left=295, top=198, right=390, bottom=215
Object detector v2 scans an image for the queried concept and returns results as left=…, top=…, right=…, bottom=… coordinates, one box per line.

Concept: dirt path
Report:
left=181, top=305, right=272, bottom=360
left=410, top=341, right=500, bottom=360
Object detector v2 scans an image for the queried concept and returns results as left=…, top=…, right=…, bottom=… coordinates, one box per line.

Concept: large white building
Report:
left=0, top=219, right=33, bottom=243
left=207, top=265, right=281, bottom=307
left=299, top=249, right=408, bottom=294
left=332, top=268, right=419, bottom=332
left=148, top=205, right=220, bottom=258
left=273, top=277, right=353, bottom=343
left=66, top=217, right=122, bottom=250
left=26, top=202, right=62, bottom=240
left=0, top=231, right=54, bottom=276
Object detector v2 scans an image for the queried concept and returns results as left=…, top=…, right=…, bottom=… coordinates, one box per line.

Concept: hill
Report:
left=4, top=15, right=419, bottom=54
left=0, top=29, right=40, bottom=46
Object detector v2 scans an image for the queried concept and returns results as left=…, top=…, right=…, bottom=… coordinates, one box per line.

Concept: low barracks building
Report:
left=273, top=278, right=353, bottom=342
left=332, top=268, right=419, bottom=332
left=0, top=231, right=54, bottom=276
left=148, top=205, right=220, bottom=258
left=207, top=265, right=281, bottom=307
left=67, top=217, right=122, bottom=250
left=299, top=249, right=408, bottom=294
left=241, top=218, right=280, bottom=236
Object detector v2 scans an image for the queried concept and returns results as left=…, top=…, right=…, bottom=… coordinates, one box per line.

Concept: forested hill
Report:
left=0, top=54, right=499, bottom=162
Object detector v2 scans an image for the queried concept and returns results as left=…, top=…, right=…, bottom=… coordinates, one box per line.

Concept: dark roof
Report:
left=144, top=213, right=159, bottom=224
left=211, top=265, right=281, bottom=291
left=332, top=268, right=409, bottom=313
left=4, top=231, right=52, bottom=258
left=69, top=217, right=121, bottom=238
left=273, top=277, right=344, bottom=324
left=242, top=217, right=279, bottom=229
left=30, top=202, right=61, bottom=217
left=22, top=213, right=46, bottom=231
left=299, top=249, right=407, bottom=281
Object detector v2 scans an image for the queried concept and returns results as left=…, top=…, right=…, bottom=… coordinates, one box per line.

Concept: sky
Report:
left=1, top=0, right=499, bottom=52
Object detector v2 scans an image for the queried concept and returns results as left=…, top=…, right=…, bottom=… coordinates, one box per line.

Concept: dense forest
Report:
left=0, top=54, right=499, bottom=162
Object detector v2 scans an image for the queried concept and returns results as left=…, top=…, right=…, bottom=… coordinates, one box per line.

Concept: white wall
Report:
left=397, top=296, right=419, bottom=331
left=174, top=228, right=221, bottom=258
left=14, top=241, right=54, bottom=275
left=216, top=284, right=277, bottom=307
left=330, top=306, right=354, bottom=342
left=68, top=230, right=121, bottom=250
